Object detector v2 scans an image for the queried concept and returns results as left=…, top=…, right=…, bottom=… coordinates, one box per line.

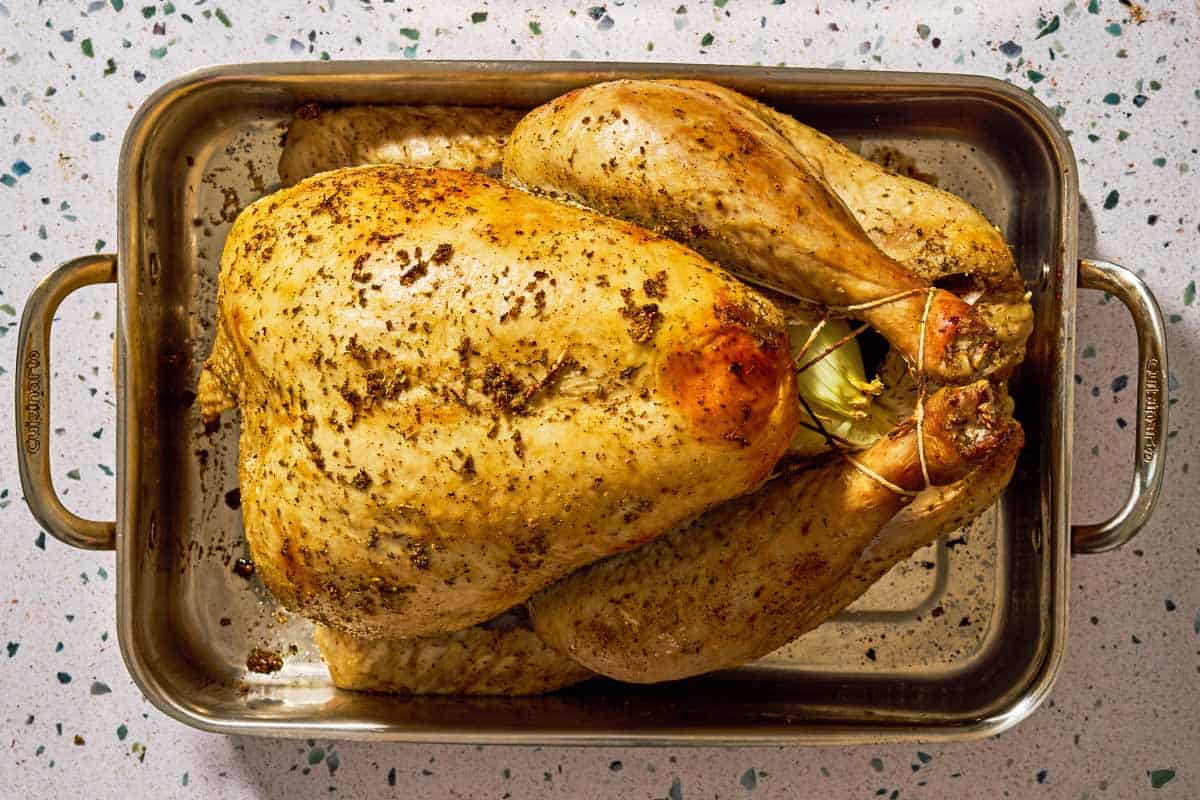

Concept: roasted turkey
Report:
left=199, top=165, right=799, bottom=638
left=200, top=82, right=1029, bottom=694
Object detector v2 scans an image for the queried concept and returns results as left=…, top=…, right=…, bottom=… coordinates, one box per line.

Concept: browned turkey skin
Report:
left=503, top=79, right=1031, bottom=384
left=278, top=103, right=523, bottom=187
left=315, top=610, right=592, bottom=696
left=199, top=165, right=800, bottom=639
left=527, top=381, right=1021, bottom=683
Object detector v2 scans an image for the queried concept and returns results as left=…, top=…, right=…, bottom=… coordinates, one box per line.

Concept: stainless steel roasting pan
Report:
left=14, top=62, right=1168, bottom=744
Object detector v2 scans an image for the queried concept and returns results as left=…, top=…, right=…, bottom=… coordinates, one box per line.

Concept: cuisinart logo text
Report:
left=1142, top=357, right=1160, bottom=464
left=23, top=348, right=43, bottom=454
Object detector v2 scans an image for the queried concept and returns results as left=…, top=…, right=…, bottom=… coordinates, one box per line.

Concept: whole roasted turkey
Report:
left=199, top=81, right=1030, bottom=694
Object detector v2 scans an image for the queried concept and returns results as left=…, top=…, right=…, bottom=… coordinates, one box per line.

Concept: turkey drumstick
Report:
left=504, top=79, right=1015, bottom=384
left=527, top=380, right=1022, bottom=683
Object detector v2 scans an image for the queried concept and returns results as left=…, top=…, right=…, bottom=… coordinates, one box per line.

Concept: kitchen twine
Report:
left=788, top=285, right=938, bottom=499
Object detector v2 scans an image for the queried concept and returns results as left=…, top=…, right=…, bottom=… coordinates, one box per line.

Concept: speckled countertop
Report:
left=1, top=1, right=1196, bottom=797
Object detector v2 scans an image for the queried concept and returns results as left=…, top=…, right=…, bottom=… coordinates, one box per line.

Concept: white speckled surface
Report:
left=1, top=1, right=1196, bottom=797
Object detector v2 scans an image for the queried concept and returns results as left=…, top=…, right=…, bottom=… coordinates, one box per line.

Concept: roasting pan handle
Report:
left=14, top=254, right=118, bottom=551
left=1071, top=258, right=1168, bottom=554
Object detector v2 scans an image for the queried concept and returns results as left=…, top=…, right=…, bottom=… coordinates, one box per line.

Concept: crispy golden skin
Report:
left=504, top=79, right=1030, bottom=383
left=199, top=166, right=799, bottom=639
left=278, top=103, right=523, bottom=186
left=528, top=381, right=1021, bottom=683
left=315, top=610, right=592, bottom=695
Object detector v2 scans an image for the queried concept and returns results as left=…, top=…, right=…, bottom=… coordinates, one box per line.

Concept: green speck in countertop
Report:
left=399, top=27, right=419, bottom=40
left=181, top=772, right=188, bottom=786
left=1087, top=0, right=1099, bottom=11
left=90, top=681, right=111, bottom=695
left=739, top=768, right=758, bottom=790
left=215, top=7, right=231, bottom=27
left=308, top=747, right=325, bottom=765
left=6, top=642, right=17, bottom=658
left=35, top=532, right=46, bottom=550
left=1103, top=189, right=1120, bottom=209
left=56, top=672, right=71, bottom=684
left=1036, top=15, right=1060, bottom=39
left=528, top=20, right=542, bottom=35
left=81, top=38, right=94, bottom=57
left=668, top=777, right=683, bottom=800
left=1027, top=69, right=1044, bottom=83
left=1103, top=92, right=1121, bottom=105
left=1184, top=280, right=1195, bottom=306
left=116, top=723, right=128, bottom=741
left=701, top=32, right=714, bottom=47
left=609, top=761, right=622, bottom=772
left=1149, top=769, right=1176, bottom=789
left=1105, top=22, right=1121, bottom=36
left=471, top=11, right=486, bottom=23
